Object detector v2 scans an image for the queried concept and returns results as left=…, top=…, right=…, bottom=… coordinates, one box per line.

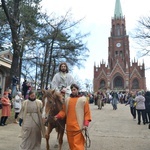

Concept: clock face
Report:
left=116, top=43, right=121, bottom=47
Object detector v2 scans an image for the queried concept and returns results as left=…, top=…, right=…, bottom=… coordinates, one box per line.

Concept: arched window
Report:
left=100, top=80, right=105, bottom=89
left=113, top=76, right=124, bottom=88
left=121, top=24, right=125, bottom=35
left=116, top=24, right=120, bottom=36
left=120, top=51, right=123, bottom=57
left=132, top=79, right=139, bottom=89
left=115, top=51, right=118, bottom=56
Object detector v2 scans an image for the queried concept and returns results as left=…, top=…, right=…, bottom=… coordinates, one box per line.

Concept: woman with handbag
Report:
left=125, top=93, right=136, bottom=120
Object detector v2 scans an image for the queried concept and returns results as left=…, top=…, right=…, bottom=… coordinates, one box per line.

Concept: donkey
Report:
left=42, top=89, right=65, bottom=150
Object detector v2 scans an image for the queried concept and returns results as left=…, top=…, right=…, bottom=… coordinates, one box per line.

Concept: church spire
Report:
left=114, top=0, right=123, bottom=19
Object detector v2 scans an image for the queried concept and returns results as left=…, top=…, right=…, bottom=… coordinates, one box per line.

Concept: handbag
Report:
left=133, top=102, right=137, bottom=107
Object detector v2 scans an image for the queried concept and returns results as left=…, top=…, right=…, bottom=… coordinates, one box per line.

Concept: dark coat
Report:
left=145, top=91, right=150, bottom=112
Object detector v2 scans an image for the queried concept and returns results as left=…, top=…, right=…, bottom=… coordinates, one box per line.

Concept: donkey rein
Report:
left=84, top=128, right=91, bottom=149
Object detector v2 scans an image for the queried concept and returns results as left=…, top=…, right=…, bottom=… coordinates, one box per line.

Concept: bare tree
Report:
left=36, top=11, right=89, bottom=89
left=132, top=15, right=150, bottom=57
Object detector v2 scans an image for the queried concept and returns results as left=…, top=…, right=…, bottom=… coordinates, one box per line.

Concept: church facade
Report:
left=93, top=0, right=146, bottom=93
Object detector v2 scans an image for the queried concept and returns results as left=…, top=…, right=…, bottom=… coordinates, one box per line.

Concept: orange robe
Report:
left=1, top=97, right=11, bottom=117
left=58, top=96, right=91, bottom=150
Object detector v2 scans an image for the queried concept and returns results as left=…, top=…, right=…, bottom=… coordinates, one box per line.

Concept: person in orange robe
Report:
left=55, top=84, right=92, bottom=150
left=0, top=91, right=11, bottom=126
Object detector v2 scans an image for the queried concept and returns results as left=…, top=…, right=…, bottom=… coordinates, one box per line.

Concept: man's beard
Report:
left=28, top=97, right=36, bottom=101
left=61, top=69, right=66, bottom=73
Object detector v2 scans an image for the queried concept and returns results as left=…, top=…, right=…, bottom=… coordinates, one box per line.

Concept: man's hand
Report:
left=83, top=120, right=90, bottom=130
left=54, top=114, right=61, bottom=121
left=61, top=87, right=66, bottom=94
left=54, top=116, right=58, bottom=121
left=82, top=126, right=88, bottom=130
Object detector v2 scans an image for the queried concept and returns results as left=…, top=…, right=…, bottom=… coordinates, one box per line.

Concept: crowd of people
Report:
left=126, top=91, right=150, bottom=126
left=93, top=90, right=150, bottom=129
left=0, top=62, right=150, bottom=149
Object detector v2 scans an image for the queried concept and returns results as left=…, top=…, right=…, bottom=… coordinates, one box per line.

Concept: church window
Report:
left=114, top=76, right=124, bottom=88
left=132, top=79, right=139, bottom=89
left=115, top=51, right=118, bottom=56
left=116, top=24, right=120, bottom=36
left=100, top=80, right=105, bottom=89
left=120, top=51, right=123, bottom=56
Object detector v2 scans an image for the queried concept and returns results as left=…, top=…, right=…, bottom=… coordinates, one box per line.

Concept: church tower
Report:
left=93, top=0, right=146, bottom=92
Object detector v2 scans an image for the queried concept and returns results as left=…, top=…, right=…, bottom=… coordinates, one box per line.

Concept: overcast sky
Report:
left=41, top=0, right=150, bottom=90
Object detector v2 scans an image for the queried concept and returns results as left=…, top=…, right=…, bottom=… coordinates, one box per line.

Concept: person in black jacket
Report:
left=111, top=92, right=119, bottom=110
left=22, top=80, right=28, bottom=99
left=144, top=91, right=150, bottom=124
left=125, top=93, right=136, bottom=119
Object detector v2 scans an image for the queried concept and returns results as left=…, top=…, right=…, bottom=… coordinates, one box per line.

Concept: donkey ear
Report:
left=42, top=89, right=46, bottom=94
left=52, top=89, right=55, bottom=94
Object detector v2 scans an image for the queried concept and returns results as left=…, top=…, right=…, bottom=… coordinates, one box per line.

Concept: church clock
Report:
left=116, top=42, right=121, bottom=47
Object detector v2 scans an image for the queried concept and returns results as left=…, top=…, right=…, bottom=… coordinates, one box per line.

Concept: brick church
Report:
left=93, top=0, right=146, bottom=93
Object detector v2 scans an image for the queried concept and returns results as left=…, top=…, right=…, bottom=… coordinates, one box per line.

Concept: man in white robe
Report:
left=51, top=62, right=75, bottom=98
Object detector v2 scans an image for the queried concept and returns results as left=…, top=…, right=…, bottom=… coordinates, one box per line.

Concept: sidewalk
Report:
left=0, top=103, right=150, bottom=150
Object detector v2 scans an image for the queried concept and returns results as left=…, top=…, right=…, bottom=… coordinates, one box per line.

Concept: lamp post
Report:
left=35, top=56, right=38, bottom=90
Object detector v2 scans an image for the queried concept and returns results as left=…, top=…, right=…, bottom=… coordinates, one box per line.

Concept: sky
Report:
left=40, top=0, right=150, bottom=90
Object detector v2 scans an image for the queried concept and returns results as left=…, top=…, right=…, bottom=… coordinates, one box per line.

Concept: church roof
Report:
left=114, top=0, right=123, bottom=19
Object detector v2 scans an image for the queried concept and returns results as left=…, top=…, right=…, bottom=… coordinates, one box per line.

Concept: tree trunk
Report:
left=1, top=0, right=21, bottom=86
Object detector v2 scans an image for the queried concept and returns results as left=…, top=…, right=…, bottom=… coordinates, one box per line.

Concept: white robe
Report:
left=51, top=72, right=74, bottom=90
left=19, top=99, right=45, bottom=150
left=51, top=72, right=75, bottom=98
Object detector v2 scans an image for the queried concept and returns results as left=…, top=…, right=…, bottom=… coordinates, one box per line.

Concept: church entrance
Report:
left=113, top=76, right=124, bottom=90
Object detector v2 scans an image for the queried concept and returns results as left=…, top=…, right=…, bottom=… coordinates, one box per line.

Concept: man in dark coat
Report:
left=144, top=91, right=150, bottom=124
left=22, top=80, right=28, bottom=99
